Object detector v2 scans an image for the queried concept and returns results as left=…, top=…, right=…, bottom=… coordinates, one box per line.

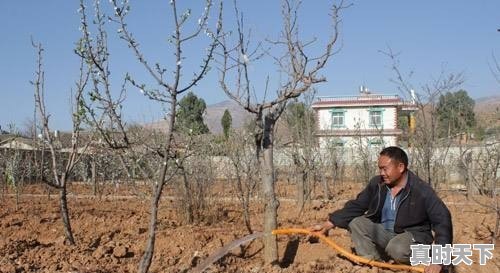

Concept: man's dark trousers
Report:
left=348, top=216, right=414, bottom=263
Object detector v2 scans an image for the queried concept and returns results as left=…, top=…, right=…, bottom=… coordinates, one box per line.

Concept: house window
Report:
left=369, top=138, right=384, bottom=147
left=330, top=109, right=346, bottom=128
left=369, top=109, right=383, bottom=128
left=328, top=138, right=345, bottom=147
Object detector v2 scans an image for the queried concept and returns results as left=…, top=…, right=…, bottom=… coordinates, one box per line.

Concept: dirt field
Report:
left=0, top=182, right=498, bottom=273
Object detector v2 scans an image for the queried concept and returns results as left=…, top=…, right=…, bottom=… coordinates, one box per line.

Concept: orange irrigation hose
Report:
left=272, top=228, right=425, bottom=273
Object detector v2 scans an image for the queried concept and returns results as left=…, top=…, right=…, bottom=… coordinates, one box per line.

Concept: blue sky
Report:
left=1, top=0, right=499, bottom=131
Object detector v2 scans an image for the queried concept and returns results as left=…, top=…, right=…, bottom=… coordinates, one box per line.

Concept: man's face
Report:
left=378, top=155, right=405, bottom=186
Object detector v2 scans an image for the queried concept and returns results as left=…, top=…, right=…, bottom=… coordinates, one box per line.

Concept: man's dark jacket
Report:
left=329, top=170, right=452, bottom=246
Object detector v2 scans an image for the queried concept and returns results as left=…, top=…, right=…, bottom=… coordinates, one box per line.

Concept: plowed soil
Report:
left=0, top=182, right=498, bottom=273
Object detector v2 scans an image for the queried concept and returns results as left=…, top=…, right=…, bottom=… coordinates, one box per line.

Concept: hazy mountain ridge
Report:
left=143, top=95, right=500, bottom=134
left=144, top=100, right=252, bottom=134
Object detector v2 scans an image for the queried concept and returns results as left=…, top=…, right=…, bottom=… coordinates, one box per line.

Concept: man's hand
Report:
left=424, top=264, right=442, bottom=273
left=309, top=220, right=335, bottom=237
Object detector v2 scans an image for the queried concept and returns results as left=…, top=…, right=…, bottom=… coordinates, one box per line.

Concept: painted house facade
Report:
left=312, top=91, right=417, bottom=149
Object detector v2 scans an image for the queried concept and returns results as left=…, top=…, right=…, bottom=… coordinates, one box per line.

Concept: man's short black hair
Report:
left=380, top=146, right=408, bottom=170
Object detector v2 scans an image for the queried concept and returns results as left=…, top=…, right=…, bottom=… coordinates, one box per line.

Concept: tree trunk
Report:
left=59, top=184, right=75, bottom=245
left=261, top=117, right=278, bottom=264
left=236, top=172, right=253, bottom=233
left=296, top=168, right=305, bottom=213
left=41, top=147, right=51, bottom=200
left=493, top=210, right=499, bottom=245
left=426, top=149, right=432, bottom=187
left=292, top=153, right=305, bottom=213
left=138, top=97, right=176, bottom=273
left=15, top=179, right=19, bottom=211
left=321, top=172, right=331, bottom=201
left=1, top=173, right=4, bottom=201
left=242, top=193, right=253, bottom=233
left=138, top=163, right=167, bottom=273
left=91, top=157, right=97, bottom=196
left=181, top=167, right=194, bottom=224
left=466, top=156, right=479, bottom=197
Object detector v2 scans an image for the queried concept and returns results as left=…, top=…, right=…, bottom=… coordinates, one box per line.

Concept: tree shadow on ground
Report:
left=280, top=236, right=300, bottom=268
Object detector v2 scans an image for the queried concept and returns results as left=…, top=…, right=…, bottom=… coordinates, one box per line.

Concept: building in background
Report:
left=312, top=86, right=418, bottom=149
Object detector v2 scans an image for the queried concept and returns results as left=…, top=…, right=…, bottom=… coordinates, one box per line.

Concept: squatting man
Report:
left=311, top=146, right=453, bottom=273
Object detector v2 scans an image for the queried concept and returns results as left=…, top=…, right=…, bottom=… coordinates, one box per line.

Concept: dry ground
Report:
left=0, top=182, right=498, bottom=273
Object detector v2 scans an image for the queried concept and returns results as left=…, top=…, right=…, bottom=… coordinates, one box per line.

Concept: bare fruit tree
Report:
left=218, top=0, right=345, bottom=263
left=4, top=135, right=25, bottom=211
left=351, top=121, right=378, bottom=184
left=0, top=126, right=28, bottom=210
left=77, top=0, right=222, bottom=272
left=383, top=48, right=463, bottom=188
left=225, top=128, right=259, bottom=233
left=175, top=135, right=220, bottom=225
left=76, top=0, right=140, bottom=200
left=31, top=40, right=91, bottom=245
left=283, top=93, right=322, bottom=213
left=460, top=141, right=500, bottom=244
left=321, top=136, right=346, bottom=195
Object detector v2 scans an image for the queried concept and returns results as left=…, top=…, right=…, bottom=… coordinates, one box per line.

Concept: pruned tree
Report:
left=77, top=0, right=222, bottom=272
left=283, top=94, right=321, bottom=213
left=321, top=136, right=346, bottom=194
left=31, top=39, right=91, bottom=245
left=218, top=0, right=345, bottom=263
left=174, top=134, right=219, bottom=224
left=383, top=48, right=464, bottom=188
left=459, top=141, right=500, bottom=244
left=76, top=0, right=137, bottom=190
left=3, top=127, right=29, bottom=210
left=490, top=52, right=500, bottom=86
left=225, top=128, right=259, bottom=233
left=351, top=121, right=378, bottom=184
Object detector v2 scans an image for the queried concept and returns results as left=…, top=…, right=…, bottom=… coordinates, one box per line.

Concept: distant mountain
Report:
left=204, top=100, right=253, bottom=134
left=474, top=95, right=500, bottom=130
left=475, top=95, right=500, bottom=113
left=144, top=95, right=500, bottom=135
left=143, top=100, right=252, bottom=134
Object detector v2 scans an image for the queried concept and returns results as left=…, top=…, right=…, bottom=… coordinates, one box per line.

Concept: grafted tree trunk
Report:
left=218, top=0, right=344, bottom=266
left=138, top=167, right=165, bottom=273
left=292, top=154, right=305, bottom=212
left=59, top=182, right=75, bottom=245
left=181, top=166, right=194, bottom=224
left=31, top=40, right=86, bottom=246
left=138, top=98, right=176, bottom=273
left=261, top=116, right=279, bottom=264
left=296, top=170, right=305, bottom=213
left=321, top=172, right=331, bottom=201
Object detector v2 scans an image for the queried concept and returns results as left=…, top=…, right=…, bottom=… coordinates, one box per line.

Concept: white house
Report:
left=0, top=134, right=36, bottom=150
left=312, top=89, right=417, bottom=149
